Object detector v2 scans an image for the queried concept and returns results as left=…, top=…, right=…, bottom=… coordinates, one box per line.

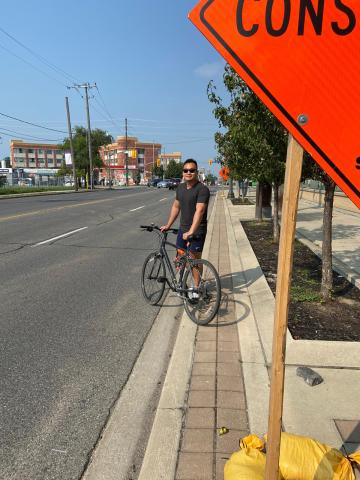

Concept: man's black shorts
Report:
left=176, top=228, right=206, bottom=253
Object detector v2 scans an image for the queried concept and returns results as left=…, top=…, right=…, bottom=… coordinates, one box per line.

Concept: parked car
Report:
left=157, top=179, right=172, bottom=188
left=147, top=178, right=162, bottom=187
left=18, top=178, right=33, bottom=187
left=168, top=178, right=181, bottom=190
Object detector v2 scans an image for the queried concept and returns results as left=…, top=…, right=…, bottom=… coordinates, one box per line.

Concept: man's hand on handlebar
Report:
left=182, top=230, right=193, bottom=241
left=160, top=225, right=170, bottom=232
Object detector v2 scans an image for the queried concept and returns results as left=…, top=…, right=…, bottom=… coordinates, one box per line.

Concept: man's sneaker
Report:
left=188, top=291, right=199, bottom=301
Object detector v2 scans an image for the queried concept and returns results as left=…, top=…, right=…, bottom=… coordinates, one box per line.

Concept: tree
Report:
left=56, top=162, right=72, bottom=177
left=62, top=126, right=113, bottom=179
left=152, top=164, right=164, bottom=178
left=165, top=160, right=183, bottom=179
left=205, top=173, right=217, bottom=185
left=208, top=65, right=288, bottom=241
left=303, top=154, right=336, bottom=301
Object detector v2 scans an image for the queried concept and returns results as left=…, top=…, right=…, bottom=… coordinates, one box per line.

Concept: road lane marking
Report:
left=130, top=206, right=145, bottom=212
left=0, top=191, right=155, bottom=223
left=32, top=227, right=88, bottom=247
left=159, top=198, right=168, bottom=202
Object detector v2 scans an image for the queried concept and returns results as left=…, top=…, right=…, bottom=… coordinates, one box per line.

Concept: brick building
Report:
left=10, top=140, right=65, bottom=170
left=99, top=136, right=162, bottom=185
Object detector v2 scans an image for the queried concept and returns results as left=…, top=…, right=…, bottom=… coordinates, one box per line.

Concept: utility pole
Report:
left=125, top=118, right=129, bottom=186
left=68, top=82, right=96, bottom=189
left=65, top=97, right=78, bottom=192
left=152, top=141, right=155, bottom=180
left=106, top=145, right=111, bottom=190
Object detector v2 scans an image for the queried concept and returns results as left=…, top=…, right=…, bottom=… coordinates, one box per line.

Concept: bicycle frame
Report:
left=155, top=231, right=197, bottom=295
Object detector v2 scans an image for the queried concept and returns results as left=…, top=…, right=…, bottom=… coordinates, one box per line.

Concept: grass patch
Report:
left=0, top=186, right=74, bottom=195
left=290, top=286, right=322, bottom=302
left=291, top=268, right=321, bottom=302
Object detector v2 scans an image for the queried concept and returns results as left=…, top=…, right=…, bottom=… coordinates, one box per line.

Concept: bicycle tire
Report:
left=141, top=252, right=166, bottom=305
left=182, top=259, right=221, bottom=325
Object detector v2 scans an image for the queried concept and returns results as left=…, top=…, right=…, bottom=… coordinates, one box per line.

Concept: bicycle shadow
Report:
left=204, top=289, right=250, bottom=328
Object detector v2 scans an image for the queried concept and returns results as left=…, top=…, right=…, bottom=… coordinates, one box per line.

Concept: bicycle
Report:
left=140, top=224, right=221, bottom=325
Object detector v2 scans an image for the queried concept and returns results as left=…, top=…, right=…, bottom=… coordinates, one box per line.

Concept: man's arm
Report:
left=160, top=199, right=180, bottom=231
left=182, top=203, right=206, bottom=239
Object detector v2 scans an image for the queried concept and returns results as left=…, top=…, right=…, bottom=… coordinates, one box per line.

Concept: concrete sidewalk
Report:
left=138, top=190, right=360, bottom=480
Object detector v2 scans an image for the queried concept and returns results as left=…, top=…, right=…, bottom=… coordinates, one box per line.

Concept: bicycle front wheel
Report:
left=141, top=252, right=166, bottom=305
left=182, top=259, right=221, bottom=325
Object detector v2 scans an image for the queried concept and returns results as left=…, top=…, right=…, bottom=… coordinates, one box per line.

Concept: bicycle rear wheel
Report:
left=141, top=252, right=166, bottom=305
left=182, top=259, right=221, bottom=325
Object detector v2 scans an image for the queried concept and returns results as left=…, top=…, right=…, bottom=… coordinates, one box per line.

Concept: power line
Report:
left=0, top=111, right=68, bottom=133
left=94, top=84, right=119, bottom=130
left=0, top=26, right=80, bottom=84
left=0, top=128, right=63, bottom=142
left=0, top=41, right=67, bottom=88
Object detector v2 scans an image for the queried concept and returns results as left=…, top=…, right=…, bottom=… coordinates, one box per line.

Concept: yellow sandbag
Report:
left=224, top=446, right=267, bottom=480
left=265, top=432, right=360, bottom=480
left=224, top=434, right=282, bottom=480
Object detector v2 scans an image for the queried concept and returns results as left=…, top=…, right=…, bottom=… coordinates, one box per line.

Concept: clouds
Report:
left=194, top=61, right=225, bottom=79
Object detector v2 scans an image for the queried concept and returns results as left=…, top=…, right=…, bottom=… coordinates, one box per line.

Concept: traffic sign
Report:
left=189, top=1, right=360, bottom=208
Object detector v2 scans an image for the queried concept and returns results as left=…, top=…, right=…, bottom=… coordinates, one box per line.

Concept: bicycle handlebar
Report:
left=140, top=225, right=179, bottom=234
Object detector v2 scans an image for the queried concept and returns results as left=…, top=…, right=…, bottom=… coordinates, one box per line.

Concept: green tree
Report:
left=152, top=164, right=164, bottom=178
left=208, top=65, right=288, bottom=241
left=302, top=154, right=336, bottom=301
left=56, top=161, right=72, bottom=177
left=205, top=173, right=217, bottom=185
left=62, top=126, right=113, bottom=179
left=165, top=160, right=183, bottom=179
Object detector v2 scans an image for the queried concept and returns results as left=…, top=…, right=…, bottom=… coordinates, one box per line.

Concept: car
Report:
left=18, top=178, right=33, bottom=187
left=147, top=178, right=162, bottom=187
left=157, top=179, right=172, bottom=188
left=168, top=178, right=182, bottom=190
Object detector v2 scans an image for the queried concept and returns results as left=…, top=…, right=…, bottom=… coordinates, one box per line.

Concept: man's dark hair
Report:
left=183, top=158, right=198, bottom=170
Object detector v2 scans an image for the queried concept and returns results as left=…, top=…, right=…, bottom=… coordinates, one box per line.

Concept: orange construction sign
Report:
left=219, top=166, right=230, bottom=181
left=189, top=1, right=360, bottom=209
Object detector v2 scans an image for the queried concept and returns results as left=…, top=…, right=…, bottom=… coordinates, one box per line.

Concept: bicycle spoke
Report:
left=182, top=259, right=221, bottom=325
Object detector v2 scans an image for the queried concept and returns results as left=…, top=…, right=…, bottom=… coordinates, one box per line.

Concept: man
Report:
left=161, top=158, right=210, bottom=258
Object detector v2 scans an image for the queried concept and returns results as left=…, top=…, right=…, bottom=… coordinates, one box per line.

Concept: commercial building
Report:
left=99, top=136, right=162, bottom=185
left=10, top=140, right=65, bottom=170
left=159, top=152, right=182, bottom=169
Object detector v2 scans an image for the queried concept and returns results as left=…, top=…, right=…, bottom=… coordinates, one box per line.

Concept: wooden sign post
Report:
left=264, top=135, right=304, bottom=480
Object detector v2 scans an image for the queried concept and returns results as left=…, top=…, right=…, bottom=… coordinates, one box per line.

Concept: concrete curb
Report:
left=137, top=192, right=219, bottom=480
left=226, top=199, right=360, bottom=448
left=81, top=290, right=183, bottom=480
left=224, top=199, right=270, bottom=437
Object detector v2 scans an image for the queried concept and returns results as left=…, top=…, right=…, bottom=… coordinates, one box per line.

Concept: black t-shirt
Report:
left=176, top=181, right=210, bottom=234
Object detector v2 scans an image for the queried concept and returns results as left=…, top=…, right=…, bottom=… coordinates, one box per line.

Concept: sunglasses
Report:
left=183, top=168, right=197, bottom=173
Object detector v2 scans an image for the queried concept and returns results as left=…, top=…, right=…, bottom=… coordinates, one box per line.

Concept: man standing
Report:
left=161, top=158, right=210, bottom=258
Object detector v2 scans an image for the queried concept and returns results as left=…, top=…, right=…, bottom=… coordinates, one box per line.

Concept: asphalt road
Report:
left=0, top=186, right=184, bottom=480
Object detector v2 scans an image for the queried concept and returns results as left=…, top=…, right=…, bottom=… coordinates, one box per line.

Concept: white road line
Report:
left=130, top=206, right=145, bottom=212
left=159, top=198, right=168, bottom=202
left=32, top=227, right=88, bottom=247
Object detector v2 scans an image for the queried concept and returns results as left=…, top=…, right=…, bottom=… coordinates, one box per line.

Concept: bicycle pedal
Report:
left=157, top=277, right=166, bottom=283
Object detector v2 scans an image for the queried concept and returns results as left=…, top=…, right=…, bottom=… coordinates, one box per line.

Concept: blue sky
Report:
left=0, top=0, right=227, bottom=173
